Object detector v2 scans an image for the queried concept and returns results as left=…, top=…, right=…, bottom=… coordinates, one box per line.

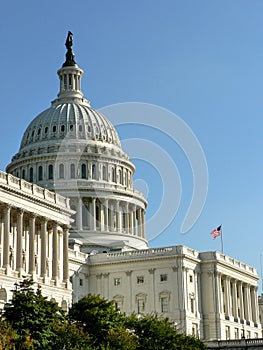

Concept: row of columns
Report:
left=217, top=274, right=260, bottom=324
left=75, top=197, right=146, bottom=238
left=0, top=204, right=69, bottom=285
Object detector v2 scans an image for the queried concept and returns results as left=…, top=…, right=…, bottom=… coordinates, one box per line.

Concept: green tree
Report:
left=69, top=294, right=136, bottom=349
left=125, top=313, right=206, bottom=350
left=2, top=278, right=65, bottom=349
left=0, top=320, right=18, bottom=349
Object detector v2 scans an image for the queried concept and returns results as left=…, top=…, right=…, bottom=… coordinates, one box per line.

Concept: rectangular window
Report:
left=114, top=278, right=121, bottom=286
left=190, top=298, right=195, bottom=313
left=79, top=278, right=83, bottom=286
left=225, top=326, right=230, bottom=340
left=160, top=297, right=168, bottom=313
left=234, top=328, right=239, bottom=339
left=137, top=276, right=144, bottom=284
left=189, top=275, right=193, bottom=283
left=160, top=274, right=167, bottom=282
left=192, top=323, right=198, bottom=337
left=138, top=299, right=145, bottom=314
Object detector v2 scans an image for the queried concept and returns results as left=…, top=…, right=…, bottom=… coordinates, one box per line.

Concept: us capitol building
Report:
left=1, top=33, right=263, bottom=343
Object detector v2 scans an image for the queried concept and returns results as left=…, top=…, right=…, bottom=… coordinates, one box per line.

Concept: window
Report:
left=48, top=164, right=53, bottom=180
left=190, top=298, right=195, bottom=313
left=137, top=299, right=145, bottom=314
left=61, top=124, right=65, bottom=132
left=79, top=279, right=83, bottom=286
left=102, top=165, right=107, bottom=181
left=70, top=164, right=75, bottom=179
left=112, top=167, right=116, bottom=182
left=137, top=276, right=144, bottom=284
left=192, top=323, right=198, bottom=337
left=118, top=169, right=122, bottom=184
left=114, top=278, right=121, bottom=286
left=45, top=126, right=48, bottom=134
left=53, top=125, right=57, bottom=132
left=160, top=296, right=168, bottom=313
left=92, top=164, right=96, bottom=180
left=79, top=125, right=83, bottom=132
left=37, top=128, right=41, bottom=135
left=29, top=167, right=33, bottom=182
left=22, top=169, right=26, bottom=179
left=234, top=328, right=239, bottom=339
left=160, top=274, right=167, bottom=282
left=189, top=275, right=193, bottom=283
left=225, top=326, right=230, bottom=340
left=70, top=124, right=74, bottom=131
left=81, top=164, right=87, bottom=179
left=59, top=164, right=64, bottom=179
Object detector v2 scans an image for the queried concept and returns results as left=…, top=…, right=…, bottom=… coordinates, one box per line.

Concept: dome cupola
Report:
left=6, top=32, right=147, bottom=252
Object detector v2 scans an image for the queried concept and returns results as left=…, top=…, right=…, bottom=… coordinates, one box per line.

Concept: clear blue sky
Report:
left=1, top=1, right=263, bottom=288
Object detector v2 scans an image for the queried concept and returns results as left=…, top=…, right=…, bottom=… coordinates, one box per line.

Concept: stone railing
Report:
left=89, top=245, right=199, bottom=262
left=0, top=170, right=70, bottom=209
left=206, top=338, right=263, bottom=349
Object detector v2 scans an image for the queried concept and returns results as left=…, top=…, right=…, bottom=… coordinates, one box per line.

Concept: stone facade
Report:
left=0, top=170, right=73, bottom=309
left=1, top=33, right=262, bottom=342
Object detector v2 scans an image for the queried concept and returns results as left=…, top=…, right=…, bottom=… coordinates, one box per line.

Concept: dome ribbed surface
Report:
left=20, top=102, right=121, bottom=150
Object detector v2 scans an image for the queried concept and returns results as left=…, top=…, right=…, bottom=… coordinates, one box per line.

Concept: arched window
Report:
left=112, top=167, right=116, bottom=183
left=29, top=167, right=33, bottom=182
left=92, top=164, right=96, bottom=180
left=22, top=169, right=26, bottom=179
left=59, top=164, right=64, bottom=179
left=48, top=164, right=53, bottom=180
left=70, top=164, right=75, bottom=179
left=102, top=165, right=107, bottom=181
left=81, top=164, right=87, bottom=179
left=118, top=169, right=122, bottom=185
left=38, top=166, right=43, bottom=181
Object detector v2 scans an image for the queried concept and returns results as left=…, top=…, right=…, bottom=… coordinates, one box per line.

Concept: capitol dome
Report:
left=19, top=103, right=122, bottom=152
left=7, top=32, right=147, bottom=252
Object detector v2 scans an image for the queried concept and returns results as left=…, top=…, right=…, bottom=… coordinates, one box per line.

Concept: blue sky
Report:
left=1, top=1, right=263, bottom=288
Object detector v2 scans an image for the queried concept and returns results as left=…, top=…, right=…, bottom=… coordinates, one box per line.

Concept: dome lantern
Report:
left=53, top=31, right=88, bottom=105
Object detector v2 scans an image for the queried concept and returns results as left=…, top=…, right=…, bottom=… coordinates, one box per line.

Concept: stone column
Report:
left=16, top=209, right=24, bottom=276
left=104, top=200, right=108, bottom=231
left=116, top=201, right=120, bottom=232
left=149, top=268, right=156, bottom=311
left=137, top=209, right=142, bottom=237
left=77, top=198, right=83, bottom=231
left=225, top=277, right=231, bottom=316
left=142, top=209, right=146, bottom=238
left=40, top=218, right=48, bottom=279
left=238, top=283, right=244, bottom=320
left=244, top=284, right=251, bottom=321
left=125, top=203, right=129, bottom=233
left=3, top=205, right=11, bottom=271
left=92, top=198, right=96, bottom=230
left=63, top=225, right=69, bottom=283
left=232, top=280, right=238, bottom=319
left=132, top=209, right=136, bottom=235
left=29, top=214, right=36, bottom=276
left=52, top=222, right=58, bottom=283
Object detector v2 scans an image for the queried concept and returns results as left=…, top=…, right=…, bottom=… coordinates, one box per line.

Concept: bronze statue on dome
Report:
left=63, top=31, right=76, bottom=67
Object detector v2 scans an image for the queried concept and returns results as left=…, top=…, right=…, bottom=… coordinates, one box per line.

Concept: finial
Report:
left=63, top=31, right=76, bottom=67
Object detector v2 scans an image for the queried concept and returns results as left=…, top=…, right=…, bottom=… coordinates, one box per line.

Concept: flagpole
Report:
left=220, top=225, right=224, bottom=254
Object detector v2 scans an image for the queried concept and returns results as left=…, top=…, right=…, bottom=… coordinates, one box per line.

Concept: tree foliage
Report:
left=0, top=281, right=206, bottom=349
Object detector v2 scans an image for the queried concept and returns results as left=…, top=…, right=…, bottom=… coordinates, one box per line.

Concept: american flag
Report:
left=211, top=225, right=221, bottom=239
